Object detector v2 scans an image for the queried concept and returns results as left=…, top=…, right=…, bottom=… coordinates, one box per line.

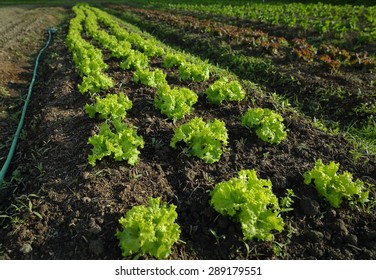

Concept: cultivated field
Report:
left=0, top=0, right=375, bottom=260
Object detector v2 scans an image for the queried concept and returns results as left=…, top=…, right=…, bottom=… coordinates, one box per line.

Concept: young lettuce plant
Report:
left=78, top=72, right=114, bottom=94
left=163, top=52, right=186, bottom=68
left=133, top=68, right=168, bottom=88
left=120, top=50, right=149, bottom=70
left=303, top=159, right=369, bottom=208
left=170, top=117, right=228, bottom=163
left=85, top=92, right=132, bottom=121
left=111, top=40, right=132, bottom=59
left=88, top=120, right=144, bottom=166
left=154, top=85, right=198, bottom=121
left=241, top=108, right=287, bottom=144
left=210, top=169, right=284, bottom=241
left=179, top=62, right=210, bottom=82
left=116, top=197, right=181, bottom=260
left=140, top=40, right=165, bottom=57
left=205, top=77, right=246, bottom=104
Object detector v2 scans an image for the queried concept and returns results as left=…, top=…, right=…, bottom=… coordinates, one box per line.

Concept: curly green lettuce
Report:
left=85, top=92, right=132, bottom=121
left=178, top=62, right=210, bottom=82
left=170, top=117, right=228, bottom=163
left=205, top=77, right=246, bottom=104
left=163, top=52, right=186, bottom=68
left=116, top=197, right=181, bottom=259
left=133, top=68, right=168, bottom=88
left=241, top=107, right=287, bottom=144
left=120, top=50, right=148, bottom=70
left=88, top=120, right=144, bottom=166
left=210, top=169, right=284, bottom=241
left=154, top=85, right=198, bottom=120
left=303, top=159, right=369, bottom=208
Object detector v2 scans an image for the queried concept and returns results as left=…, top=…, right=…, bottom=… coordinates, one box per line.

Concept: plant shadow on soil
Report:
left=1, top=16, right=375, bottom=260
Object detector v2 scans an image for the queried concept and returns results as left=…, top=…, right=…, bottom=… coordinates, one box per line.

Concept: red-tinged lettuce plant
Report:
left=133, top=68, right=168, bottom=88
left=85, top=92, right=132, bottom=121
left=116, top=197, right=181, bottom=260
left=88, top=120, right=144, bottom=166
left=120, top=50, right=149, bottom=70
left=205, top=77, right=246, bottom=104
left=154, top=85, right=198, bottom=120
left=210, top=169, right=284, bottom=241
left=303, top=159, right=370, bottom=208
left=170, top=117, right=228, bottom=163
left=241, top=107, right=287, bottom=144
left=163, top=52, right=186, bottom=68
left=179, top=62, right=210, bottom=82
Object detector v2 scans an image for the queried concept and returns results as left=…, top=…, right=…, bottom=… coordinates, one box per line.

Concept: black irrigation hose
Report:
left=0, top=27, right=57, bottom=186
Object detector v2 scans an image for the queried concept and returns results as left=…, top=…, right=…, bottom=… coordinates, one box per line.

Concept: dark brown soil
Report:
left=0, top=6, right=67, bottom=167
left=0, top=6, right=375, bottom=260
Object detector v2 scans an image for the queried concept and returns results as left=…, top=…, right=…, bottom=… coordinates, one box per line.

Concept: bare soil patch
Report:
left=0, top=6, right=67, bottom=165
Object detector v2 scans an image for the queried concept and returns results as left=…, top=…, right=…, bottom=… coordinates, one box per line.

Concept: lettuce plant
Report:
left=85, top=92, right=132, bottom=121
left=163, top=53, right=186, bottom=68
left=179, top=63, right=210, bottom=82
left=205, top=77, right=246, bottom=104
left=154, top=85, right=198, bottom=120
left=111, top=40, right=132, bottom=59
left=120, top=50, right=149, bottom=70
left=303, top=159, right=369, bottom=208
left=241, top=108, right=287, bottom=144
left=77, top=72, right=114, bottom=94
left=116, top=197, right=181, bottom=259
left=88, top=120, right=144, bottom=166
left=139, top=40, right=165, bottom=57
left=133, top=68, right=168, bottom=88
left=170, top=117, right=228, bottom=163
left=210, top=169, right=284, bottom=241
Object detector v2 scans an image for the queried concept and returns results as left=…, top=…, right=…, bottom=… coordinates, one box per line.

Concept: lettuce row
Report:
left=241, top=107, right=287, bottom=144
left=210, top=169, right=284, bottom=241
left=116, top=197, right=181, bottom=259
left=66, top=5, right=113, bottom=94
left=170, top=117, right=228, bottom=163
left=303, top=159, right=369, bottom=208
left=89, top=6, right=164, bottom=58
